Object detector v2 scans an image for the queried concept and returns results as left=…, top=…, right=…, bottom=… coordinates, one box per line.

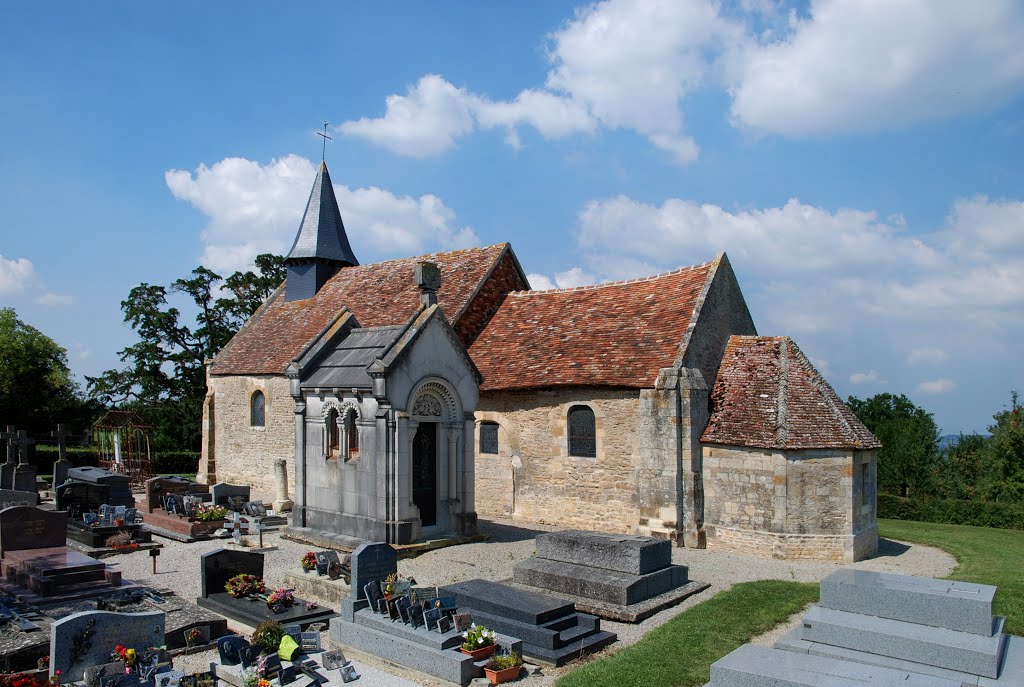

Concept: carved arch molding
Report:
left=411, top=381, right=459, bottom=420
left=321, top=399, right=361, bottom=422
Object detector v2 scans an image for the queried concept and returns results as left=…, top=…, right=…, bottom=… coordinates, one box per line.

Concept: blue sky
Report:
left=2, top=1, right=1022, bottom=435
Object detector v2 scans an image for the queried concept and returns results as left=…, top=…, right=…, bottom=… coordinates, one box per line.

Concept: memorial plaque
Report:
left=363, top=581, right=383, bottom=612
left=437, top=615, right=451, bottom=633
left=0, top=505, right=66, bottom=556
left=454, top=612, right=473, bottom=632
left=322, top=650, right=348, bottom=670
left=276, top=665, right=296, bottom=686
left=244, top=500, right=267, bottom=517
left=300, top=631, right=321, bottom=652
left=408, top=603, right=424, bottom=628
left=340, top=665, right=360, bottom=683
left=83, top=512, right=98, bottom=526
left=386, top=595, right=404, bottom=621
left=217, top=635, right=250, bottom=666
left=156, top=672, right=184, bottom=687
left=396, top=595, right=412, bottom=623
left=410, top=586, right=439, bottom=605
left=349, top=542, right=398, bottom=601
left=424, top=607, right=442, bottom=631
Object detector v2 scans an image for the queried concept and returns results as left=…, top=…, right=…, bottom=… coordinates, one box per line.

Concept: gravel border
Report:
left=112, top=519, right=955, bottom=685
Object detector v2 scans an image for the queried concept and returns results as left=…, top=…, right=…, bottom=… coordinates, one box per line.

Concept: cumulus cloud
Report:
left=908, top=347, right=950, bottom=364
left=526, top=266, right=598, bottom=291
left=0, top=255, right=35, bottom=294
left=728, top=1, right=1024, bottom=136
left=34, top=293, right=73, bottom=307
left=919, top=379, right=956, bottom=394
left=340, top=1, right=1024, bottom=159
left=166, top=155, right=478, bottom=274
left=849, top=370, right=880, bottom=385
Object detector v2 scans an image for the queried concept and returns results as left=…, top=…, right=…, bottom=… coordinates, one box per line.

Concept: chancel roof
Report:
left=212, top=244, right=510, bottom=375
left=469, top=259, right=717, bottom=391
left=701, top=336, right=881, bottom=451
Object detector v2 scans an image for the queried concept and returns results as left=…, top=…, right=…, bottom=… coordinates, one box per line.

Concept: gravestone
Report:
left=51, top=424, right=74, bottom=488
left=0, top=426, right=16, bottom=490
left=348, top=542, right=397, bottom=601
left=143, top=476, right=209, bottom=514
left=66, top=467, right=134, bottom=507
left=56, top=482, right=109, bottom=516
left=13, top=430, right=37, bottom=493
left=0, top=488, right=38, bottom=509
left=211, top=483, right=251, bottom=510
left=199, top=549, right=263, bottom=598
left=0, top=506, right=66, bottom=556
left=50, top=609, right=165, bottom=681
left=314, top=550, right=342, bottom=577
left=244, top=499, right=267, bottom=517
left=217, top=635, right=250, bottom=666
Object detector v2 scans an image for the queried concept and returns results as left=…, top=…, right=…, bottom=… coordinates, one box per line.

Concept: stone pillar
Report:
left=678, top=368, right=709, bottom=549
left=273, top=458, right=294, bottom=512
left=291, top=400, right=306, bottom=526
left=196, top=361, right=216, bottom=484
left=14, top=430, right=37, bottom=493
left=461, top=414, right=477, bottom=534
left=395, top=414, right=411, bottom=522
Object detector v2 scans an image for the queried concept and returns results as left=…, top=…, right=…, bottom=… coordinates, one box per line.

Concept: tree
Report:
left=978, top=392, right=1024, bottom=502
left=0, top=308, right=94, bottom=434
left=847, top=393, right=941, bottom=498
left=88, top=255, right=285, bottom=450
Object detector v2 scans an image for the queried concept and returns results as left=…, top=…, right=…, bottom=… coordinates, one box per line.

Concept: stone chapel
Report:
left=198, top=161, right=881, bottom=562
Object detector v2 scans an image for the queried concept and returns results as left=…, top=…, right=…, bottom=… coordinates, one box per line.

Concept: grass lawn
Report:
left=878, top=518, right=1024, bottom=636
left=554, top=580, right=819, bottom=687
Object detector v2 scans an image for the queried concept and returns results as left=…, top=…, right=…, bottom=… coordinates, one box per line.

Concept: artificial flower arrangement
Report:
left=266, top=588, right=294, bottom=608
left=225, top=573, right=266, bottom=598
left=185, top=628, right=202, bottom=644
left=195, top=504, right=228, bottom=522
left=111, top=644, right=137, bottom=671
left=300, top=551, right=317, bottom=572
left=251, top=621, right=286, bottom=654
left=382, top=572, right=412, bottom=596
left=0, top=672, right=61, bottom=687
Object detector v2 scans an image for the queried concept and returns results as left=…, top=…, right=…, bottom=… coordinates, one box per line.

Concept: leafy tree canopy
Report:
left=88, top=255, right=285, bottom=450
left=0, top=307, right=95, bottom=434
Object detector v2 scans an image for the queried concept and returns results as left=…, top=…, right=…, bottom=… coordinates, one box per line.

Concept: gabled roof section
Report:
left=212, top=244, right=510, bottom=375
left=378, top=304, right=482, bottom=383
left=469, top=259, right=717, bottom=391
left=301, top=325, right=405, bottom=390
left=286, top=161, right=358, bottom=266
left=702, top=336, right=882, bottom=451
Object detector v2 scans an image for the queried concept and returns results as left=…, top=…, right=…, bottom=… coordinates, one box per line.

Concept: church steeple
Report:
left=284, top=161, right=359, bottom=302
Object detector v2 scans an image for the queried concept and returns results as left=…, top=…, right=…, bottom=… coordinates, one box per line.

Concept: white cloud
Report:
left=166, top=155, right=478, bottom=274
left=908, top=347, right=950, bottom=364
left=34, top=292, right=73, bottom=307
left=919, top=379, right=956, bottom=394
left=728, top=1, right=1024, bottom=135
left=0, top=255, right=35, bottom=294
left=526, top=266, right=597, bottom=291
left=849, top=370, right=880, bottom=385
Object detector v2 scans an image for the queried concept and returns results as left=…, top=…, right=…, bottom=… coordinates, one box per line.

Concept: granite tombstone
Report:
left=50, top=610, right=165, bottom=682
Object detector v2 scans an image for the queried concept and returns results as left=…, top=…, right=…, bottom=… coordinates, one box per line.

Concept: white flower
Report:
left=462, top=632, right=468, bottom=638
left=477, top=637, right=484, bottom=645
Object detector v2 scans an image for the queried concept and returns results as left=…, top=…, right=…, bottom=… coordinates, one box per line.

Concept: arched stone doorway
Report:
left=407, top=379, right=463, bottom=539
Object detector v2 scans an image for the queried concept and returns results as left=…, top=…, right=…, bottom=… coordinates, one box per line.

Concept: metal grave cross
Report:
left=317, top=120, right=333, bottom=161
left=51, top=424, right=71, bottom=461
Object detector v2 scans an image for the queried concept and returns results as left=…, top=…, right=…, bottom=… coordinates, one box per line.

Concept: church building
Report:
left=198, top=162, right=881, bottom=562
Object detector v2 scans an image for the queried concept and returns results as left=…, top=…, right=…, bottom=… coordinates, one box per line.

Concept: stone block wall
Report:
left=475, top=389, right=641, bottom=533
left=702, top=445, right=877, bottom=561
left=202, top=374, right=294, bottom=494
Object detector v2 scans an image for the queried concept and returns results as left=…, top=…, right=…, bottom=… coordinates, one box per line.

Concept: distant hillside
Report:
left=939, top=433, right=990, bottom=449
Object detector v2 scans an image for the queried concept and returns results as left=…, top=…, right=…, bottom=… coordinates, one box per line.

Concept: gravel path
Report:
left=117, top=519, right=955, bottom=685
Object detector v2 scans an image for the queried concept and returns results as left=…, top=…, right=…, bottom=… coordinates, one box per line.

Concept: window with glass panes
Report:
left=479, top=422, right=499, bottom=454
left=568, top=406, right=596, bottom=457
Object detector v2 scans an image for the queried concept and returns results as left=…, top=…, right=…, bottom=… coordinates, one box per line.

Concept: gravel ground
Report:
left=115, top=519, right=955, bottom=685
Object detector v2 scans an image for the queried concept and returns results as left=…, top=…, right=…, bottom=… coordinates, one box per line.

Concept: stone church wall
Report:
left=702, top=444, right=877, bottom=561
left=475, top=388, right=641, bottom=533
left=205, top=374, right=293, bottom=494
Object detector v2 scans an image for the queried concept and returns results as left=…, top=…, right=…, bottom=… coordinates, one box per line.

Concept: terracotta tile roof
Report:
left=212, top=244, right=509, bottom=375
left=469, top=260, right=716, bottom=391
left=702, top=336, right=881, bottom=451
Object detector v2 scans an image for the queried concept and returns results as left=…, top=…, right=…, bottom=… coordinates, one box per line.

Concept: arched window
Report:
left=326, top=408, right=339, bottom=459
left=568, top=405, right=596, bottom=457
left=250, top=391, right=265, bottom=427
left=479, top=422, right=499, bottom=454
left=346, top=409, right=359, bottom=459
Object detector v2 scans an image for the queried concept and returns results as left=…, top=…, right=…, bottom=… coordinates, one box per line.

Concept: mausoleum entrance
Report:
left=412, top=422, right=438, bottom=527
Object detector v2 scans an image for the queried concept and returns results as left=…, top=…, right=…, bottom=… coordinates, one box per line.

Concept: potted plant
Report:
left=300, top=552, right=317, bottom=573
left=460, top=623, right=497, bottom=660
left=225, top=574, right=266, bottom=598
left=251, top=621, right=285, bottom=655
left=484, top=653, right=523, bottom=684
left=195, top=504, right=228, bottom=532
left=266, top=588, right=294, bottom=610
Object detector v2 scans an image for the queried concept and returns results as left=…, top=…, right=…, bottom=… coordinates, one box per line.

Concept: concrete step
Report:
left=513, top=556, right=687, bottom=606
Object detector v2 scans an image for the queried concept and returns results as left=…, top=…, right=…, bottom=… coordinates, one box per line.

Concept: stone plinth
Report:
left=533, top=530, right=671, bottom=575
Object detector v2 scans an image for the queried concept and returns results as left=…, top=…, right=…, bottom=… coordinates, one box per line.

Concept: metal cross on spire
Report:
left=317, top=121, right=334, bottom=161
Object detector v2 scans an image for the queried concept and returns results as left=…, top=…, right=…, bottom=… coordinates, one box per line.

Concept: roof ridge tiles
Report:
left=504, top=258, right=716, bottom=296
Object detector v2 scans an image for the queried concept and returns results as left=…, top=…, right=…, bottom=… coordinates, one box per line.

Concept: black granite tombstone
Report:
left=0, top=506, right=66, bottom=556
left=217, top=635, right=250, bottom=666
left=66, top=467, right=134, bottom=507
left=349, top=542, right=398, bottom=601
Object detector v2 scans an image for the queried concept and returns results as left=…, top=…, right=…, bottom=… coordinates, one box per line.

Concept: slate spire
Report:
left=284, top=161, right=359, bottom=301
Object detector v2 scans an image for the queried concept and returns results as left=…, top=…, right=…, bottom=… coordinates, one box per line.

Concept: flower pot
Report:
left=460, top=644, right=497, bottom=661
left=114, top=518, right=125, bottom=527
left=112, top=543, right=138, bottom=551
left=484, top=665, right=521, bottom=685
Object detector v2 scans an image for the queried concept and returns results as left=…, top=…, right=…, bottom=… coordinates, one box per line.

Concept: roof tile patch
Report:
left=212, top=244, right=507, bottom=375
left=469, top=261, right=716, bottom=390
left=702, top=336, right=881, bottom=451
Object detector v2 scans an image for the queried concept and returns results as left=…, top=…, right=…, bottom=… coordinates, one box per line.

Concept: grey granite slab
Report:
left=512, top=555, right=688, bottom=605
left=820, top=568, right=997, bottom=636
left=709, top=645, right=963, bottom=687
left=349, top=542, right=397, bottom=601
left=443, top=578, right=575, bottom=625
left=50, top=610, right=165, bottom=682
left=978, top=634, right=1024, bottom=686
left=534, top=530, right=671, bottom=575
left=775, top=625, right=983, bottom=685
left=801, top=604, right=1007, bottom=678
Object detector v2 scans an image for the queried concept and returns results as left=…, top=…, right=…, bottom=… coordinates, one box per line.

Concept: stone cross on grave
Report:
left=51, top=424, right=73, bottom=487
left=0, top=426, right=16, bottom=490
left=13, top=430, right=38, bottom=493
